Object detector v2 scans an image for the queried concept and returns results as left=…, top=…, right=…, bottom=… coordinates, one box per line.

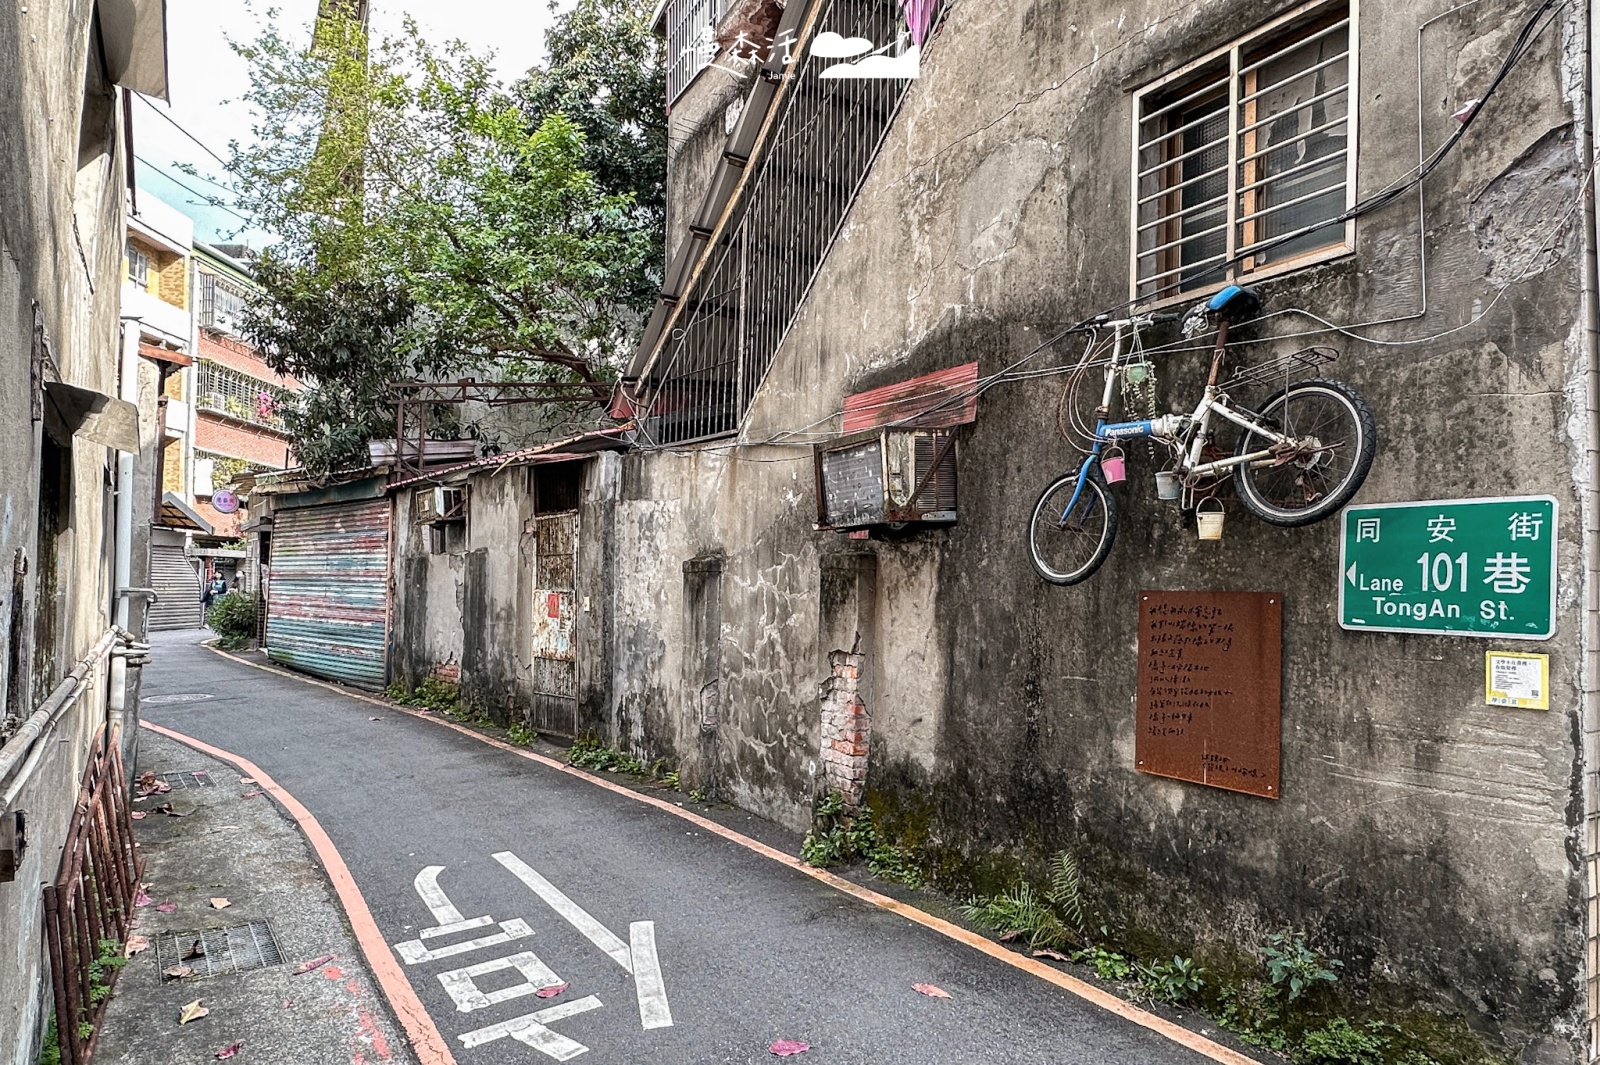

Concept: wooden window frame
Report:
left=1129, top=0, right=1359, bottom=305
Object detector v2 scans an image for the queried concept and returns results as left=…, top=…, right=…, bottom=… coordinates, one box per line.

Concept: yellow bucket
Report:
left=1196, top=498, right=1226, bottom=541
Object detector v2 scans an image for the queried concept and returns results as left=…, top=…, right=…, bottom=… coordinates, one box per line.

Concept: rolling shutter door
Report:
left=266, top=498, right=390, bottom=688
left=148, top=544, right=202, bottom=630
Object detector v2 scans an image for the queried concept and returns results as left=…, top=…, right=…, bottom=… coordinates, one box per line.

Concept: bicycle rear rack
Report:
left=1222, top=346, right=1338, bottom=390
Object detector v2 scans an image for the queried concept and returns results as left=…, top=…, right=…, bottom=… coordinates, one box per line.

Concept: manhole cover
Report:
left=147, top=770, right=216, bottom=790
left=142, top=693, right=214, bottom=705
left=154, top=922, right=284, bottom=981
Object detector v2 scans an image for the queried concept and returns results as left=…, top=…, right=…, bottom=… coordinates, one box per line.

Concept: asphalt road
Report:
left=138, top=630, right=1220, bottom=1065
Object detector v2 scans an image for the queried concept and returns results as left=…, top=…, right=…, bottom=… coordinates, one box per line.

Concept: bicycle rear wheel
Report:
left=1234, top=378, right=1375, bottom=527
left=1028, top=467, right=1118, bottom=585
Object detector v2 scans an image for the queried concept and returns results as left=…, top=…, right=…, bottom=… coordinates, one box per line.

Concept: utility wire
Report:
left=635, top=0, right=1568, bottom=455
left=134, top=92, right=232, bottom=168
left=134, top=155, right=254, bottom=223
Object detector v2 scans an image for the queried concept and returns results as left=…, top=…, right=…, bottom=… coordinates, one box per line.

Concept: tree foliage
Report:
left=227, top=10, right=659, bottom=474
left=515, top=0, right=667, bottom=312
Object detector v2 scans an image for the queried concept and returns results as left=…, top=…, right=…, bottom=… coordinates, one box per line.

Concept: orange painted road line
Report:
left=198, top=644, right=1263, bottom=1065
left=139, top=720, right=457, bottom=1065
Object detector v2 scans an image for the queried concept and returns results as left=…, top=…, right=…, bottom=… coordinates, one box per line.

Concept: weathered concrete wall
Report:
left=0, top=6, right=136, bottom=1063
left=392, top=455, right=618, bottom=738
left=613, top=0, right=1591, bottom=1056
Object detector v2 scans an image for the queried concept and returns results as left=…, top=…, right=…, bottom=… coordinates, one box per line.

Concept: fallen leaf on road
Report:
left=534, top=982, right=568, bottom=999
left=162, top=964, right=195, bottom=980
left=1032, top=949, right=1071, bottom=962
left=214, top=1041, right=243, bottom=1059
left=293, top=955, right=334, bottom=975
left=178, top=1000, right=209, bottom=1025
left=769, top=1041, right=809, bottom=1057
left=182, top=939, right=206, bottom=960
left=152, top=781, right=172, bottom=794
left=913, top=983, right=951, bottom=999
left=153, top=803, right=186, bottom=817
left=998, top=930, right=1020, bottom=942
left=134, top=890, right=153, bottom=907
left=209, top=898, right=231, bottom=910
left=240, top=790, right=263, bottom=799
left=138, top=771, right=156, bottom=789
left=157, top=901, right=177, bottom=914
left=131, top=811, right=146, bottom=820
left=368, top=716, right=380, bottom=721
left=192, top=770, right=209, bottom=778
left=124, top=935, right=151, bottom=957
left=238, top=777, right=256, bottom=785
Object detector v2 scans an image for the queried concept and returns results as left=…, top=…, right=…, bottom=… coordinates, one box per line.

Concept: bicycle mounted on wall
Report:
left=1028, top=286, right=1376, bottom=586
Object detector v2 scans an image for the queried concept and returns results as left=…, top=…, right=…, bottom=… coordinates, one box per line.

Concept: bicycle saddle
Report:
left=1206, top=284, right=1262, bottom=322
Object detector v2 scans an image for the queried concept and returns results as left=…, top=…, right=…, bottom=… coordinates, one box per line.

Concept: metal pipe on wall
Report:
left=1579, top=0, right=1600, bottom=1057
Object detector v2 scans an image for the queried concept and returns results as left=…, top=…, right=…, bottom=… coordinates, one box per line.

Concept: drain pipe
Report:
left=1579, top=0, right=1600, bottom=1057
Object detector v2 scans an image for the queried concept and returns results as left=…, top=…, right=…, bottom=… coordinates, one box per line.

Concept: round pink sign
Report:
left=212, top=489, right=239, bottom=514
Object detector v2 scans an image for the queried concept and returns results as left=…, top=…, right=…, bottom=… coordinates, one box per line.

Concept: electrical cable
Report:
left=134, top=92, right=233, bottom=168
left=134, top=155, right=253, bottom=222
left=633, top=0, right=1567, bottom=457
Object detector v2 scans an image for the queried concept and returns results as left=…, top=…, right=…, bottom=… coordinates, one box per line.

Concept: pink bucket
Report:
left=1102, top=448, right=1127, bottom=484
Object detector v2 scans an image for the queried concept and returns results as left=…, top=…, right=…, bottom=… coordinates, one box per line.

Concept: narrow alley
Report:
left=130, top=630, right=1234, bottom=1065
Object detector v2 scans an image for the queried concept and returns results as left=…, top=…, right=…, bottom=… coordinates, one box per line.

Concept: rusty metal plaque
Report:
left=1136, top=590, right=1283, bottom=799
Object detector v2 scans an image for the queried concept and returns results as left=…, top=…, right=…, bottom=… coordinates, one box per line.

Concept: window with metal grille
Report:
left=644, top=0, right=924, bottom=445
left=195, top=360, right=292, bottom=431
left=126, top=241, right=150, bottom=287
left=198, top=270, right=251, bottom=333
left=1132, top=2, right=1355, bottom=301
left=667, top=0, right=722, bottom=105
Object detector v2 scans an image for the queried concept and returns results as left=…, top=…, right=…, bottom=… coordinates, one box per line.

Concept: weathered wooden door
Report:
left=529, top=512, right=578, bottom=736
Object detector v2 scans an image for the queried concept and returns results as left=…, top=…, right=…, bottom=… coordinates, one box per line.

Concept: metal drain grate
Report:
left=148, top=770, right=217, bottom=790
left=154, top=922, right=284, bottom=981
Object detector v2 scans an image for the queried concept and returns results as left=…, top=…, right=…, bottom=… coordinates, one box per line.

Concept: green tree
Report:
left=227, top=12, right=651, bottom=474
left=515, top=0, right=667, bottom=312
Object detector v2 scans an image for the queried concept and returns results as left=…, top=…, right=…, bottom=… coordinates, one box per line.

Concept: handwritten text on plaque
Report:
left=1136, top=590, right=1283, bottom=799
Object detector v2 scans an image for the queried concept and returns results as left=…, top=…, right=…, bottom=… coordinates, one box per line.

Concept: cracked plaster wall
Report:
left=609, top=0, right=1592, bottom=1054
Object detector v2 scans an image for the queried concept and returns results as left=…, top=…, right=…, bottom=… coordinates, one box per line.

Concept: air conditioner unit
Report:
left=813, top=427, right=958, bottom=532
left=414, top=486, right=466, bottom=525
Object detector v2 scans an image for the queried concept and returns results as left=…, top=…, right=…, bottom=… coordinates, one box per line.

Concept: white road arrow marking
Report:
left=629, top=921, right=673, bottom=1030
left=493, top=850, right=675, bottom=1030
left=493, top=852, right=633, bottom=971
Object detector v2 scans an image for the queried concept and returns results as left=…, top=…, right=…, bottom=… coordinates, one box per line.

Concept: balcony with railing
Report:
left=195, top=360, right=293, bottom=433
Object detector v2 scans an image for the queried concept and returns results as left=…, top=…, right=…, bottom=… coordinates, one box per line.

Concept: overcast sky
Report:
left=133, top=0, right=567, bottom=245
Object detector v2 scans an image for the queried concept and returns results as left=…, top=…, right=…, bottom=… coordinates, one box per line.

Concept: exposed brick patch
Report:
left=431, top=661, right=460, bottom=684
left=819, top=642, right=869, bottom=807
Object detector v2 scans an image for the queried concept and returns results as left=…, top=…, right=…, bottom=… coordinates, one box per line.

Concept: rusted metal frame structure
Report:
left=388, top=379, right=611, bottom=479
left=628, top=0, right=934, bottom=447
left=41, top=733, right=141, bottom=1065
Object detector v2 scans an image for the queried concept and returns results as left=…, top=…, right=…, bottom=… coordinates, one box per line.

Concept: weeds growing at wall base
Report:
left=801, top=791, right=923, bottom=888
left=565, top=736, right=681, bottom=790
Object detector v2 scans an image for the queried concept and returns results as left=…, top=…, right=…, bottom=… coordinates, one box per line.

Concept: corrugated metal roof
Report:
left=386, top=425, right=632, bottom=491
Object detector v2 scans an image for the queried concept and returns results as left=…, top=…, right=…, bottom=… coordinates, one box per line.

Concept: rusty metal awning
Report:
left=387, top=426, right=632, bottom=491
left=158, top=492, right=212, bottom=533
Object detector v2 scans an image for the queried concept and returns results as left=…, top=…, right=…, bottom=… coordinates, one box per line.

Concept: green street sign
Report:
left=1339, top=496, right=1557, bottom=640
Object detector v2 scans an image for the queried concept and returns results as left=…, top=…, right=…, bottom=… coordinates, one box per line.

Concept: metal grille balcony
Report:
left=195, top=360, right=292, bottom=432
left=643, top=0, right=922, bottom=446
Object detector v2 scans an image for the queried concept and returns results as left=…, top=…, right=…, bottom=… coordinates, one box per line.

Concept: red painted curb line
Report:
left=197, top=643, right=1264, bottom=1065
left=139, top=720, right=456, bottom=1065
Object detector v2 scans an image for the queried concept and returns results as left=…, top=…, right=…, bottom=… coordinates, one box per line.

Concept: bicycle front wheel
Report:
left=1028, top=468, right=1118, bottom=585
left=1235, top=378, right=1375, bottom=527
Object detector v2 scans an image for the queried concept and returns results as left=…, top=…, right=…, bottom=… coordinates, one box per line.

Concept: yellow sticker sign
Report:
left=1485, top=651, right=1549, bottom=710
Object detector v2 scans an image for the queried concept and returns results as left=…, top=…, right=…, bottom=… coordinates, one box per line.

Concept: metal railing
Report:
left=42, top=732, right=142, bottom=1065
left=644, top=0, right=924, bottom=445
